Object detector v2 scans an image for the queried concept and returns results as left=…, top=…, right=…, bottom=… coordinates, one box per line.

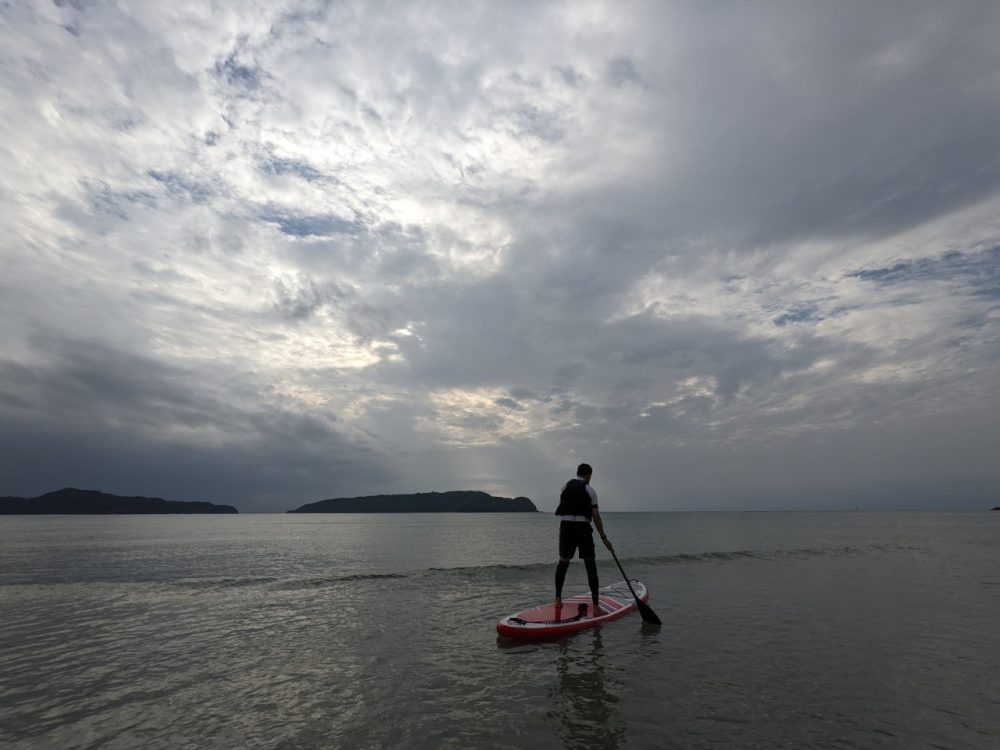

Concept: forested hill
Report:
left=288, top=491, right=537, bottom=513
left=0, top=488, right=239, bottom=514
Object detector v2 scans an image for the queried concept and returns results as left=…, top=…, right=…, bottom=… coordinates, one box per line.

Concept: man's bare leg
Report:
left=584, top=556, right=600, bottom=615
left=554, top=557, right=570, bottom=609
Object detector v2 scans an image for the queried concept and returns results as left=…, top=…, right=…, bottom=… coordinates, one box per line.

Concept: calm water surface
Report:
left=1, top=512, right=998, bottom=749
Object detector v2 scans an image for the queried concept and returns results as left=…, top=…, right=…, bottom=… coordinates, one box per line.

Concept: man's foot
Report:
left=592, top=601, right=602, bottom=617
left=554, top=596, right=562, bottom=609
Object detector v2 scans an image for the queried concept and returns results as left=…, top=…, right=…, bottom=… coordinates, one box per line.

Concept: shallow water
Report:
left=1, top=512, right=998, bottom=749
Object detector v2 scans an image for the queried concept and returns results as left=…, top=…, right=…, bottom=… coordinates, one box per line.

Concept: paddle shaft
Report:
left=608, top=547, right=641, bottom=600
left=607, top=545, right=662, bottom=625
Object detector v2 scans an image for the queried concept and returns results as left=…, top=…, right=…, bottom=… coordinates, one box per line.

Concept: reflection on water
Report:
left=639, top=621, right=662, bottom=638
left=548, top=631, right=626, bottom=750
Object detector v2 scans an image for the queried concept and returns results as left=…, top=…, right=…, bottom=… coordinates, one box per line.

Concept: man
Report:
left=554, top=462, right=613, bottom=617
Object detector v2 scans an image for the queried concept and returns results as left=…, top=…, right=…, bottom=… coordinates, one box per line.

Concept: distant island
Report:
left=0, top=488, right=238, bottom=514
left=288, top=491, right=538, bottom=513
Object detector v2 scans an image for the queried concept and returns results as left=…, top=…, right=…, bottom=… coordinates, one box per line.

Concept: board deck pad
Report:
left=496, top=580, right=648, bottom=640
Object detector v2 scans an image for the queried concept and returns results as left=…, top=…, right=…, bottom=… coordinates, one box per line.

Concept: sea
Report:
left=0, top=511, right=997, bottom=749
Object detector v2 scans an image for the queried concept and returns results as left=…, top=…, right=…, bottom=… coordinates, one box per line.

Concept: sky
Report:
left=1, top=1, right=999, bottom=512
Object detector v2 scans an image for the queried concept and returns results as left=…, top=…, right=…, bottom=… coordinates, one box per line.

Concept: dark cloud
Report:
left=594, top=2, right=1000, bottom=248
left=272, top=275, right=346, bottom=320
left=0, top=337, right=395, bottom=511
left=773, top=304, right=824, bottom=328
left=82, top=178, right=157, bottom=219
left=148, top=170, right=214, bottom=204
left=262, top=210, right=362, bottom=238
left=554, top=65, right=583, bottom=87
left=258, top=154, right=325, bottom=182
left=213, top=45, right=266, bottom=94
left=494, top=397, right=523, bottom=411
left=510, top=104, right=565, bottom=143
left=606, top=56, right=642, bottom=87
left=850, top=246, right=1000, bottom=295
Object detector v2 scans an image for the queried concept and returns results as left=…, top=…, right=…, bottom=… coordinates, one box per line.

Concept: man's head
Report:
left=576, top=463, right=593, bottom=480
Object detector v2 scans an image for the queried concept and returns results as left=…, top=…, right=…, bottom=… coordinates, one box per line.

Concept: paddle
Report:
left=607, top=546, right=661, bottom=625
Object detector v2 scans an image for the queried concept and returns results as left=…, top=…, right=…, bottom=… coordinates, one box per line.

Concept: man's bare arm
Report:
left=592, top=507, right=613, bottom=550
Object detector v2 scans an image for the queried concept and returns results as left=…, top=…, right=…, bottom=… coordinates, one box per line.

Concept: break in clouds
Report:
left=1, top=1, right=999, bottom=511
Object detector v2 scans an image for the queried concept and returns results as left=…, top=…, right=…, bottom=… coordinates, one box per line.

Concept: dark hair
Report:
left=576, top=463, right=593, bottom=477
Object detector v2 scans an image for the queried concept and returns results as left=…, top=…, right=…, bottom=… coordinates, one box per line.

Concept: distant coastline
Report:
left=288, top=491, right=537, bottom=513
left=0, top=488, right=238, bottom=515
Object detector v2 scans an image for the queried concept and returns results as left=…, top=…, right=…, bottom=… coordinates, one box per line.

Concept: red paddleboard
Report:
left=496, top=580, right=648, bottom=640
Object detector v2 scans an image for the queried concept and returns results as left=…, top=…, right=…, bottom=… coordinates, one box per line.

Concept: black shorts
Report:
left=559, top=521, right=595, bottom=560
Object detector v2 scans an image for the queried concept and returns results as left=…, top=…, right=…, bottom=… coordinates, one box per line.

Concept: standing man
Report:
left=554, top=463, right=613, bottom=616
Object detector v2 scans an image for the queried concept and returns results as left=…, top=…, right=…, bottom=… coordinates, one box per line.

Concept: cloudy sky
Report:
left=1, top=1, right=998, bottom=512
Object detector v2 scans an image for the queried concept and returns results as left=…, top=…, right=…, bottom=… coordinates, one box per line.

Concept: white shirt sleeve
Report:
left=586, top=484, right=598, bottom=507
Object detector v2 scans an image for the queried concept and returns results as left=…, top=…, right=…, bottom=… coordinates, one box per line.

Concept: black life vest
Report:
left=555, top=479, right=593, bottom=519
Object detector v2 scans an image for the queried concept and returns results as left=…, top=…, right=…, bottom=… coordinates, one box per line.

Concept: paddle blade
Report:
left=636, top=598, right=661, bottom=625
